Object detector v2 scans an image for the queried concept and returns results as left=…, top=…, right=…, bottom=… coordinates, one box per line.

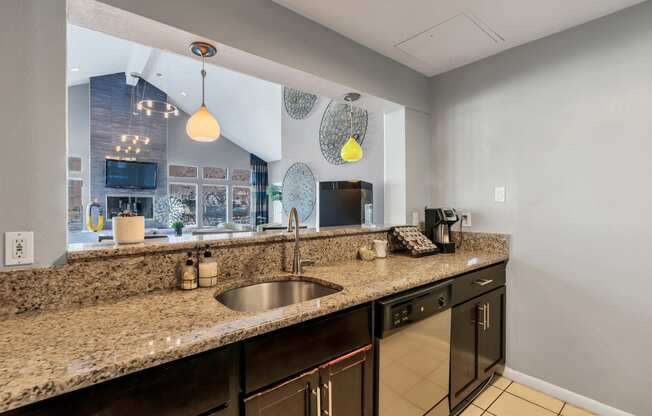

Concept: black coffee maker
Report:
left=425, top=208, right=459, bottom=253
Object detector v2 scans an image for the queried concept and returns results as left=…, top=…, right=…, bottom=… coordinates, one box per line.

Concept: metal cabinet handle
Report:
left=473, top=279, right=494, bottom=286
left=487, top=302, right=491, bottom=329
left=314, top=386, right=321, bottom=416
left=320, top=381, right=332, bottom=415
left=477, top=304, right=487, bottom=331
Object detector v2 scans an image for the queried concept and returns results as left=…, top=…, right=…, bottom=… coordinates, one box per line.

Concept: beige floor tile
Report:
left=506, top=382, right=564, bottom=413
left=458, top=404, right=485, bottom=416
left=473, top=386, right=502, bottom=409
left=561, top=403, right=597, bottom=416
left=491, top=375, right=512, bottom=390
left=381, top=395, right=424, bottom=416
left=488, top=393, right=557, bottom=416
left=404, top=379, right=448, bottom=411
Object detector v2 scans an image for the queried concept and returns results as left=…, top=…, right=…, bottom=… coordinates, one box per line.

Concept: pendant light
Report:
left=340, top=93, right=363, bottom=162
left=186, top=41, right=221, bottom=142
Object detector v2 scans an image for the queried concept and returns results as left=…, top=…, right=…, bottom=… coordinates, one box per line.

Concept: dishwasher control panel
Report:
left=378, top=282, right=451, bottom=336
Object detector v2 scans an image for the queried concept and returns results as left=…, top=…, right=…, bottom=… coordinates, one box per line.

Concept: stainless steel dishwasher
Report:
left=377, top=281, right=452, bottom=416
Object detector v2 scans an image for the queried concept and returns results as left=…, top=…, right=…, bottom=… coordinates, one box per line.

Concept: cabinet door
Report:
left=319, top=345, right=373, bottom=416
left=450, top=298, right=480, bottom=409
left=244, top=369, right=319, bottom=416
left=478, top=287, right=506, bottom=379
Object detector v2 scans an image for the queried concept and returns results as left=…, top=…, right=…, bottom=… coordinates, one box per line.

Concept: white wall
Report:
left=383, top=108, right=406, bottom=225
left=68, top=84, right=91, bottom=213
left=0, top=0, right=67, bottom=268
left=269, top=98, right=384, bottom=227
left=430, top=2, right=652, bottom=414
left=405, top=109, right=433, bottom=225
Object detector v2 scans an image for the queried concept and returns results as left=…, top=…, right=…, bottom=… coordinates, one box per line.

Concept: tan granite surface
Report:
left=0, top=245, right=507, bottom=412
left=66, top=226, right=389, bottom=261
left=0, top=228, right=387, bottom=316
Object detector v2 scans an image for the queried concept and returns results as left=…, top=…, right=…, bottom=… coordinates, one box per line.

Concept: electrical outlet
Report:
left=461, top=212, right=472, bottom=227
left=4, top=232, right=34, bottom=266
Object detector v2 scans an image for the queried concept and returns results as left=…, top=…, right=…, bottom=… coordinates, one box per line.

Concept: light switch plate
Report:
left=494, top=186, right=506, bottom=202
left=4, top=232, right=34, bottom=266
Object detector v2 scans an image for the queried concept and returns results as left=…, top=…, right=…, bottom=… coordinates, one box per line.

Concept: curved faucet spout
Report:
left=287, top=208, right=301, bottom=275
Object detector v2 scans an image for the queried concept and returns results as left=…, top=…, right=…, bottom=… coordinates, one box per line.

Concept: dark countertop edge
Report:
left=64, top=226, right=390, bottom=262
left=0, top=253, right=508, bottom=413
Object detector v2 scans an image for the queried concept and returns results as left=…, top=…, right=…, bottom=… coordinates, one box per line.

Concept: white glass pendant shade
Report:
left=186, top=105, right=221, bottom=142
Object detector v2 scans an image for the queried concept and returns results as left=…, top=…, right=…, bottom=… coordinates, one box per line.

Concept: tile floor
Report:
left=462, top=375, right=597, bottom=416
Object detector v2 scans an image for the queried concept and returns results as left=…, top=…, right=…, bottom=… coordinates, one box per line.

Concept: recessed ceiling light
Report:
left=70, top=67, right=80, bottom=72
left=181, top=91, right=187, bottom=96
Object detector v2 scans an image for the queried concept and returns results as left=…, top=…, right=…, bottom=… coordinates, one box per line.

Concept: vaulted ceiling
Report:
left=67, top=24, right=282, bottom=161
left=272, top=0, right=645, bottom=76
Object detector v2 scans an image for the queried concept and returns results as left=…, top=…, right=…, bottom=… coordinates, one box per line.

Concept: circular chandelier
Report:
left=137, top=99, right=179, bottom=118
left=120, top=134, right=150, bottom=145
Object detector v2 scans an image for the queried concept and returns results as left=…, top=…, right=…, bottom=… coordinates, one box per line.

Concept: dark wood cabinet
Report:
left=244, top=369, right=320, bottom=416
left=244, top=345, right=373, bottom=416
left=5, top=345, right=239, bottom=416
left=450, top=286, right=506, bottom=410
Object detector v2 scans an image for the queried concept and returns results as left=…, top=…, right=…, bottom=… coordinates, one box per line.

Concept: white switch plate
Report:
left=4, top=232, right=34, bottom=266
left=461, top=212, right=472, bottom=227
left=494, top=186, right=506, bottom=202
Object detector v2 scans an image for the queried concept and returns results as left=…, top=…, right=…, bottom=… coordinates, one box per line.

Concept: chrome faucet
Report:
left=287, top=207, right=312, bottom=275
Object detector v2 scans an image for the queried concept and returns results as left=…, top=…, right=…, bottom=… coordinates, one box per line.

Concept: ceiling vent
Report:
left=396, top=13, right=504, bottom=75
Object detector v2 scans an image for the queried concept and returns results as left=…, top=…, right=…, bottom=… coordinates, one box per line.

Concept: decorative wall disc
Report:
left=282, top=162, right=316, bottom=222
left=283, top=87, right=318, bottom=120
left=319, top=100, right=368, bottom=165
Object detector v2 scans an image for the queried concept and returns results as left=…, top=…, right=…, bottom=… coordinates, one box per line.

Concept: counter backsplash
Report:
left=0, top=229, right=388, bottom=317
left=0, top=228, right=508, bottom=318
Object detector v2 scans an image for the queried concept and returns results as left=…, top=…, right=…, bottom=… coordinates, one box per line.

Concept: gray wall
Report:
left=430, top=3, right=652, bottom=414
left=269, top=98, right=384, bottom=227
left=0, top=0, right=66, bottom=268
left=90, top=74, right=168, bottom=226
left=405, top=108, right=433, bottom=225
left=167, top=110, right=251, bottom=176
left=96, top=0, right=430, bottom=114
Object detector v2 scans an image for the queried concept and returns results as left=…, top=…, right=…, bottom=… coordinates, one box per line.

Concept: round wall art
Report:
left=283, top=87, right=318, bottom=120
left=319, top=100, right=368, bottom=165
left=282, top=162, right=316, bottom=222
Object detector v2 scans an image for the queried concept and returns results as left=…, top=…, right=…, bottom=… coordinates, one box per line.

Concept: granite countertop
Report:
left=66, top=225, right=389, bottom=261
left=0, top=249, right=507, bottom=412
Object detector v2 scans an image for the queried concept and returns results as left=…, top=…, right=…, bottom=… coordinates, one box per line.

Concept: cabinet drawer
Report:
left=451, top=263, right=506, bottom=306
left=244, top=305, right=371, bottom=394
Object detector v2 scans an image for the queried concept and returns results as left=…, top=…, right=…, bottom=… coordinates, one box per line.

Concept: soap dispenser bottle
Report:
left=180, top=252, right=197, bottom=290
left=198, top=250, right=218, bottom=287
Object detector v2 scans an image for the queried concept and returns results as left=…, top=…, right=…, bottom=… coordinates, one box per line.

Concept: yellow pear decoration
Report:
left=341, top=135, right=363, bottom=162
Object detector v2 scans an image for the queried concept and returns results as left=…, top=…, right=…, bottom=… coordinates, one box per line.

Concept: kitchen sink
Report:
left=215, top=278, right=342, bottom=312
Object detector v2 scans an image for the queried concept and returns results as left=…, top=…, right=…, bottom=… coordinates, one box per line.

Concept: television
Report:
left=105, top=160, right=158, bottom=189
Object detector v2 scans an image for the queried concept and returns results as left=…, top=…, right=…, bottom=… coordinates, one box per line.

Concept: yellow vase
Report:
left=341, top=136, right=363, bottom=162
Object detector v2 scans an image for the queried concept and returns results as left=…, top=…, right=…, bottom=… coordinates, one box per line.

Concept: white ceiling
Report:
left=272, top=0, right=645, bottom=76
left=67, top=24, right=283, bottom=161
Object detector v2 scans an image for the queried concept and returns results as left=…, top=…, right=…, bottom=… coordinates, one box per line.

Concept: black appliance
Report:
left=319, top=181, right=372, bottom=227
left=105, top=160, right=158, bottom=189
left=425, top=208, right=459, bottom=253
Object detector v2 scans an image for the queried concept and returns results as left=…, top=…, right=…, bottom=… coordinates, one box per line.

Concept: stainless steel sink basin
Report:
left=215, top=279, right=341, bottom=312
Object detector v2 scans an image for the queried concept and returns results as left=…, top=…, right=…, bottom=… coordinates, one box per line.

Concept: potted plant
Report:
left=171, top=220, right=184, bottom=237
left=113, top=210, right=145, bottom=244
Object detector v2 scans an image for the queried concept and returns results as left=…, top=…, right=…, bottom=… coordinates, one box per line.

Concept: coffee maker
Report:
left=425, top=208, right=459, bottom=253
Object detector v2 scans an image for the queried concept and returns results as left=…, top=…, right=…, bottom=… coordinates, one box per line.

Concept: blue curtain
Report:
left=250, top=154, right=269, bottom=225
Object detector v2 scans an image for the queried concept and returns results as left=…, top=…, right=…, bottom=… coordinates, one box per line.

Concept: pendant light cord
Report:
left=201, top=54, right=206, bottom=107
left=350, top=101, right=353, bottom=138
